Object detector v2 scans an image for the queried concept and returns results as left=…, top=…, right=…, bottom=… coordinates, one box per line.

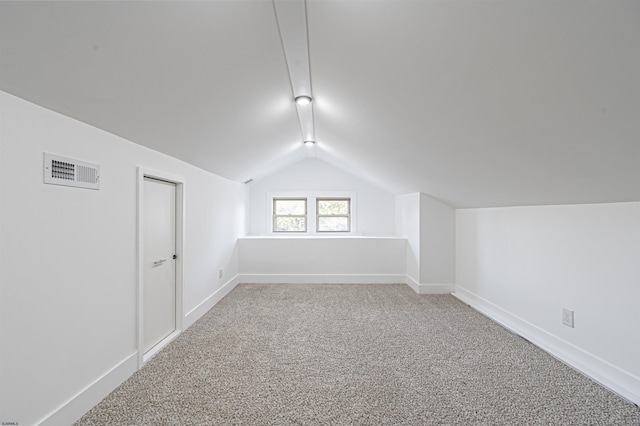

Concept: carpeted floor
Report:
left=76, top=284, right=640, bottom=425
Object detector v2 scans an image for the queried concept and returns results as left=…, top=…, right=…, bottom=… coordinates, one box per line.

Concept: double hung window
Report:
left=273, top=198, right=307, bottom=232
left=317, top=198, right=351, bottom=232
left=272, top=195, right=354, bottom=233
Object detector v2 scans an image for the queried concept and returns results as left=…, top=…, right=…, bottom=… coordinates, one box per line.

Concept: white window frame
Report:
left=267, top=191, right=357, bottom=234
left=316, top=198, right=351, bottom=233
left=272, top=197, right=308, bottom=233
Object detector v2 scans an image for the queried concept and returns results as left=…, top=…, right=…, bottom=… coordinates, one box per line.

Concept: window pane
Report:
left=318, top=199, right=349, bottom=215
left=274, top=199, right=306, bottom=215
left=275, top=216, right=306, bottom=232
left=318, top=216, right=349, bottom=232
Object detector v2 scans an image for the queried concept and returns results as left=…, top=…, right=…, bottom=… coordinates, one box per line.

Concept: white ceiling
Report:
left=1, top=0, right=639, bottom=208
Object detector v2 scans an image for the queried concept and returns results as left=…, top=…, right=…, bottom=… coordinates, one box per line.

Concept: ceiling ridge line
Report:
left=303, top=0, right=316, bottom=149
left=272, top=0, right=300, bottom=132
left=273, top=0, right=316, bottom=158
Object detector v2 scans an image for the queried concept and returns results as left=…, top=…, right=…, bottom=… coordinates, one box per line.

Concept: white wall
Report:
left=243, top=159, right=401, bottom=286
left=238, top=236, right=406, bottom=283
left=455, top=202, right=640, bottom=404
left=247, top=158, right=396, bottom=236
left=395, top=193, right=420, bottom=282
left=419, top=194, right=455, bottom=285
left=0, top=91, right=246, bottom=425
left=395, top=193, right=455, bottom=293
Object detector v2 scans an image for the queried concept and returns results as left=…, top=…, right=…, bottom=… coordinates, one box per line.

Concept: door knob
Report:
left=153, top=259, right=167, bottom=265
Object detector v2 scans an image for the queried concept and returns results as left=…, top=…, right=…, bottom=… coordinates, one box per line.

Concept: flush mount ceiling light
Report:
left=304, top=140, right=315, bottom=146
left=295, top=95, right=312, bottom=106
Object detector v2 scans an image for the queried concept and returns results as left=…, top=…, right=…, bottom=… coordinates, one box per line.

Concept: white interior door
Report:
left=143, top=177, right=177, bottom=354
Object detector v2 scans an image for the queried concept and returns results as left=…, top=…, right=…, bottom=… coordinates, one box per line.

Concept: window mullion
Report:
left=309, top=197, right=317, bottom=233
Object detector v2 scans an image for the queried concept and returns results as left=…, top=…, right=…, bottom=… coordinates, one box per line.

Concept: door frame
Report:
left=136, top=166, right=185, bottom=369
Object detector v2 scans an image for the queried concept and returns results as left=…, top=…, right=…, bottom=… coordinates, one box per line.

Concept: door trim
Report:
left=136, top=167, right=185, bottom=369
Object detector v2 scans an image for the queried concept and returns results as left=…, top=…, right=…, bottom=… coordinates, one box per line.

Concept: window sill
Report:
left=240, top=234, right=404, bottom=239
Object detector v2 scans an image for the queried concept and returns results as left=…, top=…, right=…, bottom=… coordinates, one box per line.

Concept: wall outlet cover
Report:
left=562, top=308, right=574, bottom=328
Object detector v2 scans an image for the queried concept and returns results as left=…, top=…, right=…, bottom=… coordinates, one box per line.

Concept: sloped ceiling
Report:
left=1, top=1, right=639, bottom=208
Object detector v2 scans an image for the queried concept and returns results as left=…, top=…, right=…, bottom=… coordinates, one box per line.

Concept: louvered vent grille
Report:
left=44, top=153, right=100, bottom=190
left=77, top=165, right=99, bottom=184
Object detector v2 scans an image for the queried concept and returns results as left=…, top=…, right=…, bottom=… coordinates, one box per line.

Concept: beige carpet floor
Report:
left=77, top=284, right=640, bottom=425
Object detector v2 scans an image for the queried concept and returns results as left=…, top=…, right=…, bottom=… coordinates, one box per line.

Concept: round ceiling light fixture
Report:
left=295, top=95, right=312, bottom=106
left=304, top=140, right=316, bottom=146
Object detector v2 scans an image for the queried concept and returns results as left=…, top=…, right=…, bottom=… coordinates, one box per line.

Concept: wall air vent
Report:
left=44, top=153, right=100, bottom=190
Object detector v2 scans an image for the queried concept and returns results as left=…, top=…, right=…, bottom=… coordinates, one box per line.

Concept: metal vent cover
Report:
left=44, top=153, right=100, bottom=190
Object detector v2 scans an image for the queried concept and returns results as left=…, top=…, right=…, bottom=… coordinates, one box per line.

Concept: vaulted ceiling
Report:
left=1, top=1, right=639, bottom=208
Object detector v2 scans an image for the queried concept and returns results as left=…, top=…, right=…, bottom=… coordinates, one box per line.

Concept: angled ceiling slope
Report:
left=0, top=1, right=308, bottom=182
left=308, top=0, right=640, bottom=207
left=1, top=1, right=639, bottom=208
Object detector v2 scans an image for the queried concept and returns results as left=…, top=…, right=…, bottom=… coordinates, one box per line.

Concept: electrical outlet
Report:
left=219, top=269, right=223, bottom=279
left=562, top=308, right=574, bottom=328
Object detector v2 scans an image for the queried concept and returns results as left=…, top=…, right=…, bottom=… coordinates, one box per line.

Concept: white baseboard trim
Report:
left=405, top=275, right=420, bottom=293
left=38, top=353, right=137, bottom=426
left=453, top=286, right=640, bottom=406
left=237, top=274, right=455, bottom=294
left=143, top=329, right=181, bottom=365
left=238, top=274, right=406, bottom=284
left=405, top=275, right=454, bottom=294
left=40, top=277, right=241, bottom=425
left=184, top=275, right=240, bottom=329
